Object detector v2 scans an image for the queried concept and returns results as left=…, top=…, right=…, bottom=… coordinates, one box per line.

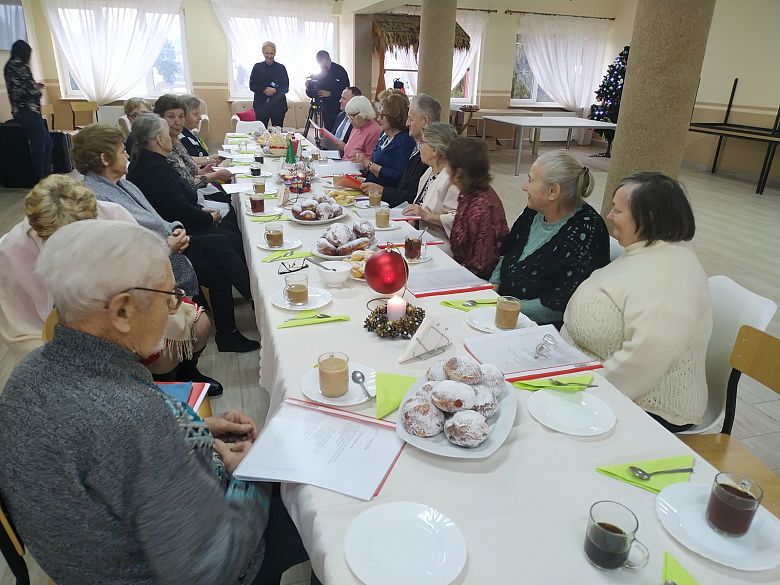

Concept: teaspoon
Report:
left=628, top=465, right=694, bottom=481
left=351, top=370, right=372, bottom=400
left=462, top=299, right=497, bottom=307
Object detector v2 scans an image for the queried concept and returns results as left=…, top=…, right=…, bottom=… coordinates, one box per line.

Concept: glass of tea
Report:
left=404, top=235, right=426, bottom=260
left=253, top=177, right=266, bottom=194
left=368, top=188, right=382, bottom=207
left=265, top=222, right=284, bottom=248
left=284, top=273, right=308, bottom=305
left=249, top=195, right=265, bottom=214
left=705, top=472, right=763, bottom=536
left=318, top=351, right=349, bottom=398
left=375, top=206, right=390, bottom=228
left=254, top=153, right=264, bottom=164
left=584, top=501, right=649, bottom=571
left=495, top=296, right=522, bottom=330
left=250, top=163, right=262, bottom=176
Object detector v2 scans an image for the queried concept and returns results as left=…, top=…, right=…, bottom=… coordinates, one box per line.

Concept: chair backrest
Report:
left=230, top=100, right=253, bottom=116
left=42, top=308, right=59, bottom=342
left=701, top=275, right=777, bottom=430
left=0, top=495, right=28, bottom=584
left=608, top=237, right=624, bottom=262
left=117, top=114, right=131, bottom=137
left=71, top=101, right=98, bottom=128
left=235, top=120, right=265, bottom=134
left=41, top=104, right=55, bottom=129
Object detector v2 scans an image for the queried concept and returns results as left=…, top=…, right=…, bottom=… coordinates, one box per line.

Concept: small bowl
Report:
left=318, top=261, right=350, bottom=288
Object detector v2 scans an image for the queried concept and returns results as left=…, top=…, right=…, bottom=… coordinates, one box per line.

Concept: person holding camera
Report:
left=250, top=41, right=289, bottom=128
left=314, top=50, right=350, bottom=131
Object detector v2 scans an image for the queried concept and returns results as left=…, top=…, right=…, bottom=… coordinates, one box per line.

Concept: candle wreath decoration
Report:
left=362, top=248, right=424, bottom=338
left=364, top=304, right=425, bottom=339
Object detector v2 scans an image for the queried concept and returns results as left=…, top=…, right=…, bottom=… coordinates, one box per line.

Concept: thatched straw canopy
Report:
left=373, top=13, right=470, bottom=55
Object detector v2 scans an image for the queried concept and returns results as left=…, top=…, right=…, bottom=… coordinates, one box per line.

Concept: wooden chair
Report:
left=40, top=104, right=55, bottom=130
left=42, top=308, right=59, bottom=342
left=70, top=102, right=98, bottom=129
left=680, top=326, right=780, bottom=518
left=1, top=496, right=55, bottom=584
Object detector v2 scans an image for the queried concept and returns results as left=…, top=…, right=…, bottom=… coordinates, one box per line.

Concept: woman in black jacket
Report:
left=127, top=114, right=258, bottom=353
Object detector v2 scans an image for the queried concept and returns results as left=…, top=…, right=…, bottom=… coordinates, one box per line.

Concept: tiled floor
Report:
left=1, top=141, right=779, bottom=584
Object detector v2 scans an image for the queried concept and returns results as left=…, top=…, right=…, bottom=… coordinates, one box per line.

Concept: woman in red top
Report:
left=447, top=137, right=509, bottom=280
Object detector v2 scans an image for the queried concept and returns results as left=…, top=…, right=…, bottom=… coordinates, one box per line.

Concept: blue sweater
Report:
left=364, top=130, right=417, bottom=188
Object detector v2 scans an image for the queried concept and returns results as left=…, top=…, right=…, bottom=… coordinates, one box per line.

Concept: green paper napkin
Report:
left=513, top=374, right=594, bottom=392
left=262, top=250, right=312, bottom=263
left=664, top=552, right=699, bottom=585
left=440, top=299, right=498, bottom=312
left=375, top=372, right=418, bottom=419
left=235, top=174, right=254, bottom=179
left=250, top=215, right=290, bottom=223
left=597, top=455, right=695, bottom=494
left=277, top=314, right=350, bottom=329
left=233, top=159, right=253, bottom=164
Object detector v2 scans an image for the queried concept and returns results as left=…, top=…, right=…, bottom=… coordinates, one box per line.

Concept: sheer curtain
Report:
left=41, top=0, right=180, bottom=105
left=450, top=11, right=488, bottom=92
left=518, top=14, right=607, bottom=116
left=0, top=1, right=27, bottom=50
left=384, top=47, right=418, bottom=95
left=211, top=0, right=335, bottom=102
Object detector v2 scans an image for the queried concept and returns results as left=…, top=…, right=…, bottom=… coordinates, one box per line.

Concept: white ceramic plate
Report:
left=311, top=240, right=377, bottom=260
left=256, top=238, right=302, bottom=252
left=656, top=483, right=780, bottom=571
left=270, top=286, right=332, bottom=311
left=405, top=253, right=433, bottom=265
left=245, top=208, right=283, bottom=218
left=287, top=206, right=348, bottom=226
left=345, top=501, right=467, bottom=585
left=465, top=306, right=537, bottom=334
left=373, top=222, right=401, bottom=231
left=396, top=378, right=517, bottom=459
left=526, top=389, right=616, bottom=436
left=300, top=363, right=376, bottom=407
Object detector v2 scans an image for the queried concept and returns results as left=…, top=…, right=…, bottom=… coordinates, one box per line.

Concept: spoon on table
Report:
left=286, top=313, right=331, bottom=321
left=351, top=370, right=372, bottom=400
left=628, top=465, right=694, bottom=480
left=462, top=299, right=498, bottom=307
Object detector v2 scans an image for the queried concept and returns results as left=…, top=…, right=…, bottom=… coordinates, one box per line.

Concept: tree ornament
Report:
left=364, top=249, right=408, bottom=294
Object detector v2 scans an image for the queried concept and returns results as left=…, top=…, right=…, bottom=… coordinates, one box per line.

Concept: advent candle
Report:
left=386, top=295, right=407, bottom=321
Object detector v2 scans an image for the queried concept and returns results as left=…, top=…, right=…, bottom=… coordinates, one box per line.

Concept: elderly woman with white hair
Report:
left=491, top=150, right=610, bottom=326
left=342, top=95, right=382, bottom=161
left=0, top=220, right=319, bottom=585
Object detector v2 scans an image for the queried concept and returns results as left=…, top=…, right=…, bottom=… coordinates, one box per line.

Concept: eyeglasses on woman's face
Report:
left=123, top=287, right=186, bottom=311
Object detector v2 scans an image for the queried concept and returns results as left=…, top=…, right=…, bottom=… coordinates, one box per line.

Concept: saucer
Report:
left=300, top=363, right=376, bottom=406
left=270, top=286, right=332, bottom=311
left=256, top=238, right=302, bottom=251
left=373, top=222, right=401, bottom=231
left=465, top=307, right=537, bottom=333
left=405, top=253, right=432, bottom=265
left=526, top=389, right=616, bottom=436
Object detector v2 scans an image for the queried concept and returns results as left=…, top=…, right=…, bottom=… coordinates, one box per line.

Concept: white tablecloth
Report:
left=232, top=151, right=780, bottom=585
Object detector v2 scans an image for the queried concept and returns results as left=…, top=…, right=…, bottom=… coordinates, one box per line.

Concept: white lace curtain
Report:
left=211, top=0, right=336, bottom=102
left=41, top=0, right=181, bottom=105
left=0, top=1, right=27, bottom=50
left=517, top=14, right=607, bottom=115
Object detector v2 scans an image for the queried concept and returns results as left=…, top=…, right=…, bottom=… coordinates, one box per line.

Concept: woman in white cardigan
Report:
left=561, top=172, right=712, bottom=432
left=402, top=123, right=460, bottom=254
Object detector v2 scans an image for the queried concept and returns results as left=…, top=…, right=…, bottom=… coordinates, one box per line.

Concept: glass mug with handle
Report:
left=284, top=273, right=308, bottom=305
left=265, top=222, right=284, bottom=248
left=584, top=501, right=649, bottom=571
left=404, top=235, right=427, bottom=261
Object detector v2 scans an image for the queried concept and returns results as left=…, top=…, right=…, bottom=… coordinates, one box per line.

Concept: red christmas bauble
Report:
left=364, top=249, right=408, bottom=294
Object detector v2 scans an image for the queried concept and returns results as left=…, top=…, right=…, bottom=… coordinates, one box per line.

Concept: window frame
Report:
left=510, top=35, right=559, bottom=107
left=53, top=8, right=191, bottom=101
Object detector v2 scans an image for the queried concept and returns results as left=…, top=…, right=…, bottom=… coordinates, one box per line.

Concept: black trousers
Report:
left=251, top=490, right=321, bottom=585
left=185, top=233, right=252, bottom=334
left=16, top=109, right=53, bottom=181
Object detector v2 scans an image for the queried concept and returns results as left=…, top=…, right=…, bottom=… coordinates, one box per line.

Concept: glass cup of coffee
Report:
left=265, top=222, right=284, bottom=248
left=584, top=501, right=649, bottom=571
left=368, top=188, right=382, bottom=207
left=495, top=296, right=522, bottom=330
left=705, top=472, right=763, bottom=536
left=404, top=235, right=426, bottom=260
left=284, top=273, right=308, bottom=305
left=249, top=195, right=265, bottom=214
left=375, top=206, right=391, bottom=228
left=253, top=177, right=266, bottom=194
left=311, top=151, right=320, bottom=161
left=250, top=163, right=262, bottom=176
left=318, top=351, right=349, bottom=398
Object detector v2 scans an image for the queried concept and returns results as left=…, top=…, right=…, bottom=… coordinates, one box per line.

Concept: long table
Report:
left=480, top=115, right=617, bottom=176
left=231, top=150, right=780, bottom=585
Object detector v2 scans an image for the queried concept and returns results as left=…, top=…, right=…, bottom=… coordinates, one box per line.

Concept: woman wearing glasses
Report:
left=0, top=175, right=223, bottom=394
left=342, top=95, right=381, bottom=162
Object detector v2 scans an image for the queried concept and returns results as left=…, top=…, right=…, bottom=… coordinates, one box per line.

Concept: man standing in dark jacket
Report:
left=314, top=50, right=350, bottom=131
left=360, top=93, right=441, bottom=208
left=249, top=41, right=290, bottom=127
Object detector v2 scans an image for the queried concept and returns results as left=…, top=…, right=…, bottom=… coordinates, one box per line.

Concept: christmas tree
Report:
left=589, top=46, right=629, bottom=158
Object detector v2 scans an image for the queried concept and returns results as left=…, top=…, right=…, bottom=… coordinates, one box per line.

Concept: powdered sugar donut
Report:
left=414, top=381, right=439, bottom=398
left=430, top=380, right=476, bottom=412
left=401, top=396, right=445, bottom=437
left=479, top=364, right=506, bottom=398
left=352, top=219, right=375, bottom=240
left=426, top=359, right=448, bottom=381
left=324, top=223, right=352, bottom=247
left=315, top=202, right=335, bottom=219
left=300, top=198, right=318, bottom=211
left=472, top=387, right=499, bottom=419
left=445, top=410, right=489, bottom=447
left=444, top=356, right=482, bottom=384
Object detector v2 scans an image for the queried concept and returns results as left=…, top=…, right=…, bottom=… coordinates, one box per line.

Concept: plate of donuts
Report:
left=395, top=357, right=517, bottom=459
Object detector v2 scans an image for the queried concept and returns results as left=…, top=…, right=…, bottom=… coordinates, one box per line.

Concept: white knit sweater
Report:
left=561, top=241, right=712, bottom=425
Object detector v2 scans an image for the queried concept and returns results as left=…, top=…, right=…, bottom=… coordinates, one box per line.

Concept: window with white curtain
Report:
left=52, top=9, right=189, bottom=100
left=0, top=1, right=27, bottom=50
left=511, top=35, right=556, bottom=105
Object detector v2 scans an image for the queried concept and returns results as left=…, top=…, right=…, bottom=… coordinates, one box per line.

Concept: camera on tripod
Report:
left=305, top=76, right=321, bottom=100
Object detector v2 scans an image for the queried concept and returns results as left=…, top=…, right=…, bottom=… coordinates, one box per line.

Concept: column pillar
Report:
left=601, top=0, right=715, bottom=215
left=417, top=0, right=457, bottom=110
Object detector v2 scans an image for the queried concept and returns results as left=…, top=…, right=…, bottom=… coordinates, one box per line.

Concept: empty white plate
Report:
left=526, top=389, right=615, bottom=436
left=270, top=286, right=332, bottom=311
left=256, top=238, right=302, bottom=251
left=345, top=501, right=467, bottom=585
left=465, top=306, right=537, bottom=334
left=656, top=483, right=780, bottom=571
left=300, top=363, right=376, bottom=407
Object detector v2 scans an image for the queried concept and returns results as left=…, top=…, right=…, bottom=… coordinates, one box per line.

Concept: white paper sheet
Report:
left=221, top=183, right=253, bottom=194
left=315, top=161, right=362, bottom=177
left=218, top=150, right=255, bottom=161
left=463, top=324, right=602, bottom=380
left=319, top=150, right=341, bottom=160
left=234, top=399, right=404, bottom=501
left=406, top=266, right=490, bottom=297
